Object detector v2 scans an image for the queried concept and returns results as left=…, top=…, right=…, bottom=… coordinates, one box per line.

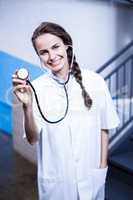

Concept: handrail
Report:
left=104, top=54, right=133, bottom=80
left=97, top=40, right=133, bottom=73
left=95, top=40, right=133, bottom=151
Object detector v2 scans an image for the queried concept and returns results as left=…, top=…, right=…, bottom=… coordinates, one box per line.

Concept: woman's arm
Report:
left=100, top=129, right=109, bottom=168
left=23, top=104, right=39, bottom=145
left=12, top=73, right=39, bottom=145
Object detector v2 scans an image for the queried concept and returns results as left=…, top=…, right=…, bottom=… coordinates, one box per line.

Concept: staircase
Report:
left=96, top=41, right=133, bottom=200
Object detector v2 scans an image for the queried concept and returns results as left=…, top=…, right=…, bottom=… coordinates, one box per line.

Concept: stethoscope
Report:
left=17, top=45, right=74, bottom=124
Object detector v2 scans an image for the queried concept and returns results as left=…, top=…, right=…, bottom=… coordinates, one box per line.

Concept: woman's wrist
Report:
left=23, top=103, right=33, bottom=112
left=100, top=161, right=108, bottom=168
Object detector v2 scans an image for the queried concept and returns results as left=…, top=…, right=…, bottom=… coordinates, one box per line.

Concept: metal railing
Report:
left=97, top=41, right=133, bottom=147
left=97, top=40, right=133, bottom=74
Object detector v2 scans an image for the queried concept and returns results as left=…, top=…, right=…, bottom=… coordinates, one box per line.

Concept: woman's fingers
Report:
left=13, top=84, right=32, bottom=94
left=13, top=84, right=29, bottom=93
left=12, top=74, right=17, bottom=78
left=12, top=78, right=26, bottom=85
left=12, top=69, right=19, bottom=78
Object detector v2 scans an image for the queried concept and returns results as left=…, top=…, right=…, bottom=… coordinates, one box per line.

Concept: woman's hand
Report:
left=99, top=163, right=108, bottom=169
left=12, top=71, right=33, bottom=107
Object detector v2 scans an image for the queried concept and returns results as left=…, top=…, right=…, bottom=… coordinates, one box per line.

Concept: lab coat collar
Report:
left=49, top=71, right=73, bottom=85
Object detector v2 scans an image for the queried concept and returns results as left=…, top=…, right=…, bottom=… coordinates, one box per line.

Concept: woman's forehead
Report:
left=35, top=33, right=63, bottom=50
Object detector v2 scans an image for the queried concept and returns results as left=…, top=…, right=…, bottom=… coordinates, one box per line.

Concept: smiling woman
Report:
left=35, top=33, right=69, bottom=79
left=12, top=21, right=120, bottom=200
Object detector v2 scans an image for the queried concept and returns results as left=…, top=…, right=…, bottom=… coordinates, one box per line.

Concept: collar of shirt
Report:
left=48, top=71, right=74, bottom=86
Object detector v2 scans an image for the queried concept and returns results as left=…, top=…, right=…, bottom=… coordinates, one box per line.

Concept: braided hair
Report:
left=31, top=22, right=92, bottom=110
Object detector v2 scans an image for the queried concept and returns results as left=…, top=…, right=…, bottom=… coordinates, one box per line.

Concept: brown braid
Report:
left=31, top=21, right=93, bottom=110
left=71, top=56, right=92, bottom=110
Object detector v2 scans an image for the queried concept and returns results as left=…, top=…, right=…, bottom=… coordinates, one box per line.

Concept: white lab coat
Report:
left=31, top=69, right=120, bottom=200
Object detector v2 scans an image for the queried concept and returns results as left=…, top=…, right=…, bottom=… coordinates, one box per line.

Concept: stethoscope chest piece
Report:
left=16, top=67, right=69, bottom=124
left=17, top=68, right=29, bottom=80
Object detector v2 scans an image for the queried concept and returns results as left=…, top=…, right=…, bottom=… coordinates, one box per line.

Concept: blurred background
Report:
left=0, top=0, right=133, bottom=199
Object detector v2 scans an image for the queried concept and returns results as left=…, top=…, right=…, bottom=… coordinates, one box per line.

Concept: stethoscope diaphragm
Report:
left=17, top=68, right=29, bottom=80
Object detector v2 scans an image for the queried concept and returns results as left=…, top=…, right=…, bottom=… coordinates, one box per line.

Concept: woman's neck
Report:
left=52, top=64, right=70, bottom=81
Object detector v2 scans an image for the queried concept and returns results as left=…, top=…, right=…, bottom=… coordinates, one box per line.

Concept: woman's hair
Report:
left=31, top=22, right=92, bottom=110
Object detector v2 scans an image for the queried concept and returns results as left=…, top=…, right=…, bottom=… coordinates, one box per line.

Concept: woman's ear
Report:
left=65, top=45, right=73, bottom=50
left=65, top=45, right=69, bottom=50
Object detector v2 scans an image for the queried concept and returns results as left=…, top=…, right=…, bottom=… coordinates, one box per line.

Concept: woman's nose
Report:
left=49, top=50, right=56, bottom=61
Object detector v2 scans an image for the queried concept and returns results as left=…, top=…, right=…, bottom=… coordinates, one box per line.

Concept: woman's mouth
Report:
left=49, top=58, right=62, bottom=67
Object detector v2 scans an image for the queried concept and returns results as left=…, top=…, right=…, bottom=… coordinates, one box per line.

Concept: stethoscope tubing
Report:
left=27, top=78, right=69, bottom=124
left=20, top=45, right=74, bottom=124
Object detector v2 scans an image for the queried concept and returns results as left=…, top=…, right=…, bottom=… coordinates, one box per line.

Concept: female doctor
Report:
left=12, top=22, right=120, bottom=200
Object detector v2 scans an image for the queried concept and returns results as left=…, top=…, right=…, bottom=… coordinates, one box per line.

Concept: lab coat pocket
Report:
left=39, top=177, right=64, bottom=200
left=78, top=174, right=93, bottom=200
left=92, top=167, right=108, bottom=200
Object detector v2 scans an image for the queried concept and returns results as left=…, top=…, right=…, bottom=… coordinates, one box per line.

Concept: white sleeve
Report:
left=100, top=77, right=120, bottom=130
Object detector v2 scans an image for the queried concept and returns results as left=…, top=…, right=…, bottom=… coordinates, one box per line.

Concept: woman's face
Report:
left=35, top=33, right=69, bottom=74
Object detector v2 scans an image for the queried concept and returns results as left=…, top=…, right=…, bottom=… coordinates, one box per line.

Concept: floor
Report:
left=0, top=132, right=38, bottom=200
left=106, top=177, right=133, bottom=200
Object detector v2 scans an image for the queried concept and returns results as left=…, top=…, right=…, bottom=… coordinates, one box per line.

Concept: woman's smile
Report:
left=35, top=33, right=69, bottom=78
left=48, top=57, right=62, bottom=67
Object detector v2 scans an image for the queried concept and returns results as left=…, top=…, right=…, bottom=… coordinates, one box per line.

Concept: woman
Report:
left=12, top=22, right=120, bottom=200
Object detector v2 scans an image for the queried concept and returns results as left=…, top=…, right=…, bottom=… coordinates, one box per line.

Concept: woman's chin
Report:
left=51, top=65, right=64, bottom=72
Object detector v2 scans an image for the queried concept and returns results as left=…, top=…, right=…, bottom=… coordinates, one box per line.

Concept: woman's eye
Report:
left=53, top=45, right=59, bottom=49
left=40, top=51, right=48, bottom=56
